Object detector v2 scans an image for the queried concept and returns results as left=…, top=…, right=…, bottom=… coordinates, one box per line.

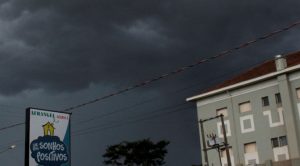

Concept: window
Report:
left=221, top=124, right=228, bottom=135
left=217, top=120, right=231, bottom=138
left=244, top=142, right=257, bottom=153
left=279, top=136, right=288, bottom=146
left=262, top=96, right=270, bottom=106
left=271, top=136, right=288, bottom=148
left=275, top=93, right=282, bottom=104
left=244, top=142, right=259, bottom=165
left=297, top=88, right=300, bottom=99
left=216, top=107, right=228, bottom=117
left=243, top=119, right=252, bottom=129
left=239, top=101, right=251, bottom=113
left=271, top=138, right=279, bottom=148
left=240, top=115, right=255, bottom=133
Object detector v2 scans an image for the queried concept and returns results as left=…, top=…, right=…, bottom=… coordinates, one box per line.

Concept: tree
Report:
left=103, top=139, right=170, bottom=166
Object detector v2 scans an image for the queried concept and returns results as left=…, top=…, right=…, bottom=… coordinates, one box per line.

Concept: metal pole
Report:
left=200, top=119, right=209, bottom=166
left=220, top=114, right=231, bottom=166
left=217, top=147, right=222, bottom=166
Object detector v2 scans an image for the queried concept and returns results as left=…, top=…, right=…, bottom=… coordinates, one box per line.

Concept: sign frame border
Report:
left=25, top=107, right=72, bottom=166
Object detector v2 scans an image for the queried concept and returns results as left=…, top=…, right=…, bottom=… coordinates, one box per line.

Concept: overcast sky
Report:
left=0, top=0, right=300, bottom=165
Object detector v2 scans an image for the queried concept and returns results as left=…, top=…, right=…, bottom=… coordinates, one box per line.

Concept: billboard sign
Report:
left=25, top=108, right=71, bottom=166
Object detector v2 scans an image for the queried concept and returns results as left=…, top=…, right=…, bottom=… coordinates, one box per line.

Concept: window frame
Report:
left=261, top=96, right=270, bottom=107
left=271, top=136, right=288, bottom=148
left=244, top=142, right=257, bottom=153
left=271, top=137, right=279, bottom=148
left=275, top=93, right=282, bottom=105
left=279, top=136, right=288, bottom=146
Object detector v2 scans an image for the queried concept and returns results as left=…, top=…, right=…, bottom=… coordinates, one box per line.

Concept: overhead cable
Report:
left=63, top=20, right=300, bottom=112
left=0, top=20, right=300, bottom=132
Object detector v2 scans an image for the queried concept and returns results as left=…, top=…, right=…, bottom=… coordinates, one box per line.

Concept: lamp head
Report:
left=10, top=145, right=16, bottom=149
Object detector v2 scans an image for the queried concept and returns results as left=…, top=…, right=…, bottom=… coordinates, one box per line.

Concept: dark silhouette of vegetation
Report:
left=103, top=139, right=170, bottom=166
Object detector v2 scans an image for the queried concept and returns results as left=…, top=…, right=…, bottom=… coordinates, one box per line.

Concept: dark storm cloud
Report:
left=0, top=0, right=299, bottom=95
left=1, top=1, right=300, bottom=166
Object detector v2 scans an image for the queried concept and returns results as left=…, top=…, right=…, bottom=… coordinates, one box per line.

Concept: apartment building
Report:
left=187, top=51, right=300, bottom=166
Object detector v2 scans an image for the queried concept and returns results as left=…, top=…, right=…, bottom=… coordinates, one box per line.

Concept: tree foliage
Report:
left=103, top=139, right=170, bottom=166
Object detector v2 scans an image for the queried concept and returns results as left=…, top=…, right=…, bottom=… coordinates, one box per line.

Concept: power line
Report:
left=0, top=57, right=265, bottom=139
left=0, top=139, right=24, bottom=150
left=73, top=101, right=189, bottom=126
left=0, top=106, right=193, bottom=149
left=0, top=20, right=300, bottom=133
left=79, top=102, right=189, bottom=128
left=0, top=53, right=285, bottom=133
left=72, top=56, right=268, bottom=127
left=0, top=122, right=25, bottom=132
left=73, top=97, right=158, bottom=125
left=0, top=54, right=289, bottom=143
left=70, top=59, right=273, bottom=137
left=62, top=20, right=300, bottom=112
left=0, top=62, right=256, bottom=148
left=72, top=105, right=194, bottom=137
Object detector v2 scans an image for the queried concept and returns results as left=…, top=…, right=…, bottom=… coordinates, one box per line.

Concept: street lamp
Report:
left=0, top=144, right=17, bottom=154
left=10, top=145, right=16, bottom=149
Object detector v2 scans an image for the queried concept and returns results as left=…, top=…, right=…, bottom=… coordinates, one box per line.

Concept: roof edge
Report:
left=186, top=63, right=300, bottom=102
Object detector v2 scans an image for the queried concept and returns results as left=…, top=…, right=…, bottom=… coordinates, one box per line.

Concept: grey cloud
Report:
left=1, top=1, right=300, bottom=166
left=0, top=0, right=298, bottom=95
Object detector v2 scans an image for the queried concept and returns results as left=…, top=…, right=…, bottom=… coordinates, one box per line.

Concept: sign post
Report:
left=25, top=107, right=71, bottom=166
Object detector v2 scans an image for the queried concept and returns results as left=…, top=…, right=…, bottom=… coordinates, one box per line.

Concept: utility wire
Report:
left=73, top=102, right=189, bottom=126
left=72, top=105, right=194, bottom=137
left=0, top=122, right=25, bottom=131
left=0, top=60, right=236, bottom=132
left=0, top=66, right=248, bottom=148
left=0, top=52, right=285, bottom=132
left=64, top=56, right=270, bottom=136
left=0, top=139, right=24, bottom=150
left=72, top=56, right=268, bottom=127
left=1, top=56, right=264, bottom=132
left=1, top=57, right=263, bottom=143
left=0, top=106, right=194, bottom=149
left=62, top=20, right=300, bottom=112
left=0, top=51, right=293, bottom=149
left=0, top=20, right=300, bottom=132
left=0, top=55, right=291, bottom=144
left=75, top=102, right=190, bottom=131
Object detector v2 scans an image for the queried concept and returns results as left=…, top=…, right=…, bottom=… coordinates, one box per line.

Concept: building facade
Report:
left=187, top=52, right=300, bottom=166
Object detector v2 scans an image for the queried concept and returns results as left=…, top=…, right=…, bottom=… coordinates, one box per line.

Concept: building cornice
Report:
left=186, top=64, right=300, bottom=102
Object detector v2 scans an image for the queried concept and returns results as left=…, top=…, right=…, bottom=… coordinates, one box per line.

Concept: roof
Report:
left=187, top=51, right=300, bottom=101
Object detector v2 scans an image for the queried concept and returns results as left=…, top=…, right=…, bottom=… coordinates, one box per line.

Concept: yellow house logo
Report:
left=43, top=122, right=55, bottom=136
